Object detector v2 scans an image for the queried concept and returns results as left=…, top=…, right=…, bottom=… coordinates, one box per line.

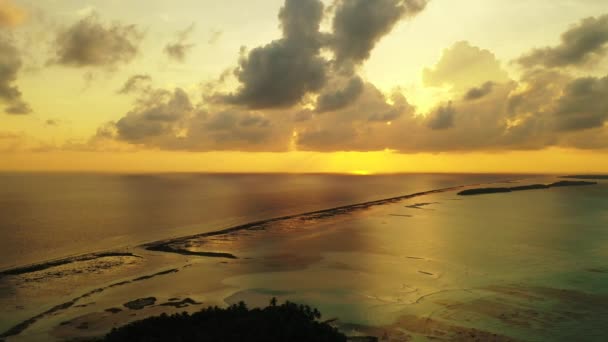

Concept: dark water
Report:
left=0, top=173, right=512, bottom=269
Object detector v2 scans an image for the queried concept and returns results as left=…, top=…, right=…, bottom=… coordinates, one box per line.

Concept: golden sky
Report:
left=1, top=0, right=608, bottom=173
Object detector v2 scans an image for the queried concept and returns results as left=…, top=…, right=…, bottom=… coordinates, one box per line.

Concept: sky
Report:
left=1, top=0, right=608, bottom=174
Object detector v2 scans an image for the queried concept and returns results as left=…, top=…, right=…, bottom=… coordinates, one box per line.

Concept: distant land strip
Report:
left=562, top=175, right=608, bottom=180
left=458, top=180, right=597, bottom=196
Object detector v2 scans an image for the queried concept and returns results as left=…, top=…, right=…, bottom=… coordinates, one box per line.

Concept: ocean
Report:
left=0, top=173, right=510, bottom=270
left=1, top=173, right=607, bottom=341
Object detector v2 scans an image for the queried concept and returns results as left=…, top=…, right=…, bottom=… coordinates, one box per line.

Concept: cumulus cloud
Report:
left=0, top=35, right=31, bottom=114
left=296, top=83, right=416, bottom=152
left=52, top=14, right=143, bottom=68
left=164, top=24, right=195, bottom=62
left=114, top=88, right=193, bottom=142
left=100, top=76, right=290, bottom=151
left=95, top=1, right=608, bottom=154
left=330, top=0, right=427, bottom=67
left=423, top=41, right=509, bottom=92
left=223, top=0, right=327, bottom=109
left=518, top=14, right=608, bottom=68
left=0, top=0, right=27, bottom=28
left=294, top=35, right=608, bottom=154
left=219, top=0, right=430, bottom=111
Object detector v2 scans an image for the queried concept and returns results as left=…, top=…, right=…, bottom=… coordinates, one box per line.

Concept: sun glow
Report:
left=350, top=170, right=373, bottom=176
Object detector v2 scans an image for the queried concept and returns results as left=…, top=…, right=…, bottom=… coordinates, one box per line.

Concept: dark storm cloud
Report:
left=315, top=76, right=363, bottom=113
left=463, top=82, right=494, bottom=101
left=52, top=14, right=143, bottom=68
left=164, top=24, right=195, bottom=62
left=426, top=102, right=455, bottom=130
left=330, top=0, right=427, bottom=66
left=518, top=14, right=608, bottom=68
left=223, top=0, right=327, bottom=109
left=0, top=36, right=31, bottom=114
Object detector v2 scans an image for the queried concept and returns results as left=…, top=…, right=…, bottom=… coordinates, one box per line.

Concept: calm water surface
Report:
left=0, top=173, right=512, bottom=269
left=1, top=174, right=607, bottom=341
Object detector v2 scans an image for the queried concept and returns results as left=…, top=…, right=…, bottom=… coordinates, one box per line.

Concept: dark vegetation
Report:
left=458, top=180, right=597, bottom=196
left=104, top=299, right=348, bottom=342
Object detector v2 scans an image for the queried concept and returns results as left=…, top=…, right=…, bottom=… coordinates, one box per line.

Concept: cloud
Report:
left=52, top=14, right=143, bottom=68
left=101, top=79, right=290, bottom=151
left=423, top=41, right=509, bottom=92
left=0, top=130, right=57, bottom=152
left=164, top=24, right=195, bottom=62
left=294, top=63, right=608, bottom=153
left=518, top=14, right=608, bottom=68
left=296, top=83, right=416, bottom=152
left=117, top=74, right=152, bottom=94
left=114, top=88, right=193, bottom=142
left=223, top=0, right=327, bottom=109
left=552, top=75, right=608, bottom=131
left=463, top=81, right=495, bottom=101
left=0, top=35, right=31, bottom=114
left=315, top=76, right=363, bottom=113
left=94, top=2, right=608, bottom=154
left=330, top=0, right=427, bottom=67
left=0, top=0, right=27, bottom=28
left=222, top=0, right=430, bottom=110
left=199, top=110, right=280, bottom=149
left=426, top=102, right=455, bottom=130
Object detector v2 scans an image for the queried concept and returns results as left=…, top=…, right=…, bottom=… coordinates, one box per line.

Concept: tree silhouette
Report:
left=104, top=299, right=346, bottom=342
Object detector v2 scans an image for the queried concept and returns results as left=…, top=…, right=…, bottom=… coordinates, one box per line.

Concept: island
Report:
left=103, top=299, right=352, bottom=342
left=562, top=175, right=608, bottom=180
left=458, top=180, right=597, bottom=196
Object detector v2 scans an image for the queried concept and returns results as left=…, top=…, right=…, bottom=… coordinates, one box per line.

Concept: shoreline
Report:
left=457, top=180, right=597, bottom=196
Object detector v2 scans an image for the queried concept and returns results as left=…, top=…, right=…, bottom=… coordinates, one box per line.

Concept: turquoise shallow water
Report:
left=213, top=178, right=608, bottom=341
